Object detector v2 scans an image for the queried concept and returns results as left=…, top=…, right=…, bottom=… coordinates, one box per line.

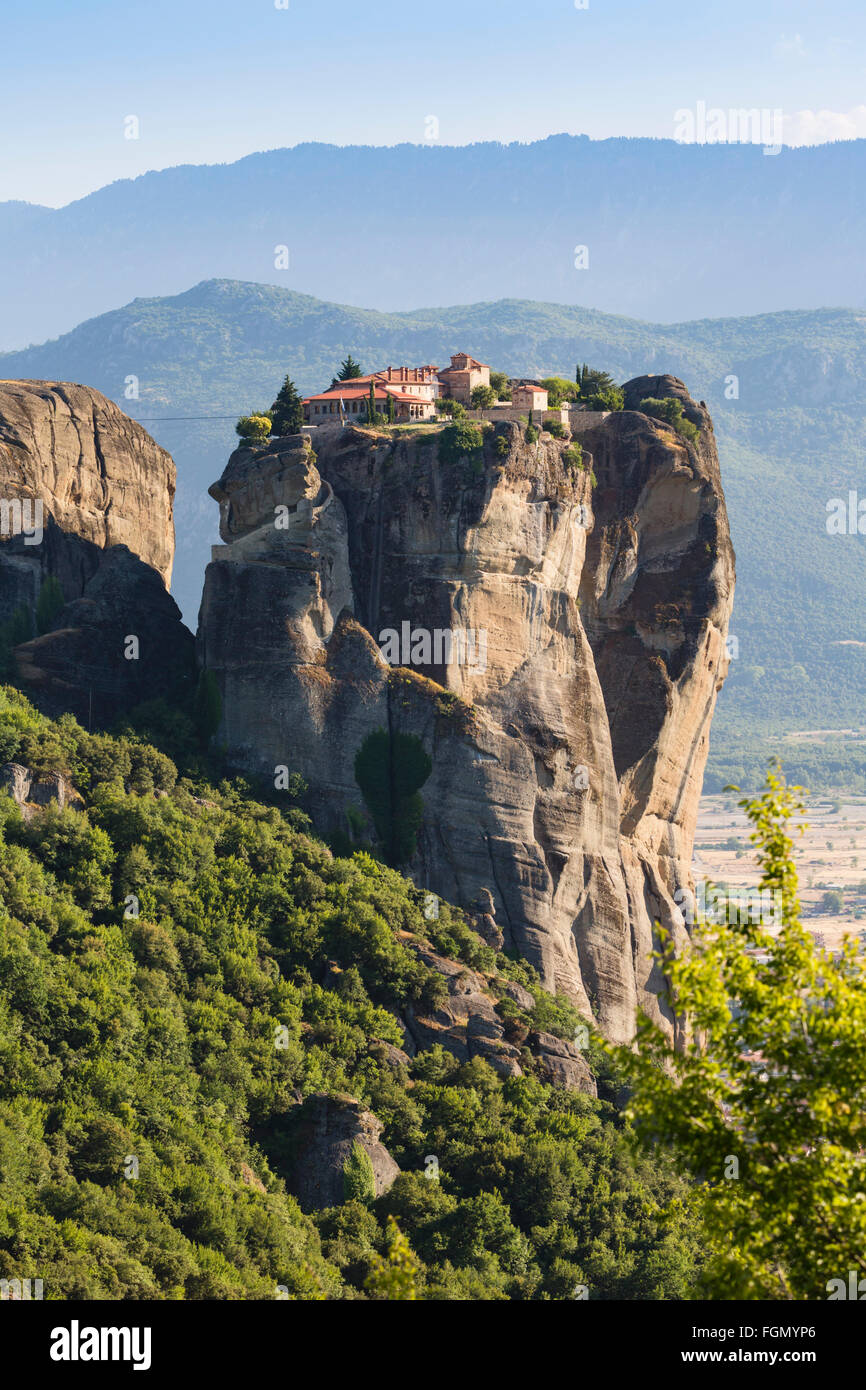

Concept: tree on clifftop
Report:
left=470, top=384, right=497, bottom=411
left=339, top=355, right=363, bottom=380
left=235, top=414, right=272, bottom=447
left=269, top=375, right=305, bottom=436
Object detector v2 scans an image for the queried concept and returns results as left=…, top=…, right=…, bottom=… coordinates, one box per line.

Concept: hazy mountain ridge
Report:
left=3, top=134, right=866, bottom=349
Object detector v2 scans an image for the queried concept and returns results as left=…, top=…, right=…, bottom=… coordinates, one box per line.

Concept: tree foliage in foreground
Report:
left=617, top=766, right=866, bottom=1300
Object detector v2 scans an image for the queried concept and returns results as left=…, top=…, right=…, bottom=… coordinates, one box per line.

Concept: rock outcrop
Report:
left=0, top=381, right=194, bottom=724
left=403, top=946, right=526, bottom=1079
left=282, top=1093, right=400, bottom=1212
left=0, top=381, right=175, bottom=583
left=399, top=946, right=597, bottom=1093
left=0, top=762, right=83, bottom=820
left=197, top=379, right=735, bottom=1043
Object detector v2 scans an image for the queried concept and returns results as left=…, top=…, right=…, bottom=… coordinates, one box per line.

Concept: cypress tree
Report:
left=269, top=376, right=305, bottom=436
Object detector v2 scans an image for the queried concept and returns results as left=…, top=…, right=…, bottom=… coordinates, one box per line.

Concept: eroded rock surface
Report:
left=198, top=378, right=734, bottom=1042
left=283, top=1093, right=400, bottom=1212
left=0, top=762, right=83, bottom=820
left=0, top=381, right=194, bottom=724
left=0, top=380, right=175, bottom=583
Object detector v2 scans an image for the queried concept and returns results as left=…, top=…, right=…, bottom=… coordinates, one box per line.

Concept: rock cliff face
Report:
left=0, top=381, right=175, bottom=582
left=0, top=381, right=194, bottom=723
left=283, top=1094, right=400, bottom=1213
left=0, top=761, right=84, bottom=821
left=198, top=377, right=735, bottom=1043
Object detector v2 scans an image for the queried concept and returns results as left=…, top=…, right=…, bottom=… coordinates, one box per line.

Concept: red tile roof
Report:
left=304, top=386, right=429, bottom=404
left=443, top=354, right=489, bottom=371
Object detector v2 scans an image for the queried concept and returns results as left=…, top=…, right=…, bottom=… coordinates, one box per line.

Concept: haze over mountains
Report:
left=3, top=276, right=865, bottom=791
left=2, top=135, right=866, bottom=349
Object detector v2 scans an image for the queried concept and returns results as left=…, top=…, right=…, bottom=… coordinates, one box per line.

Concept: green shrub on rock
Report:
left=639, top=396, right=700, bottom=445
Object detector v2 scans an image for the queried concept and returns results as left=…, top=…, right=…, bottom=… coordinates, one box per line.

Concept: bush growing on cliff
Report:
left=562, top=443, right=584, bottom=470
left=438, top=421, right=484, bottom=467
left=343, top=1142, right=376, bottom=1204
left=639, top=396, right=700, bottom=445
left=235, top=414, right=272, bottom=447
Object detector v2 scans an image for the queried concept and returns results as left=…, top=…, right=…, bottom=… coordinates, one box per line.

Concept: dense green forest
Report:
left=3, top=685, right=865, bottom=1301
left=0, top=686, right=701, bottom=1300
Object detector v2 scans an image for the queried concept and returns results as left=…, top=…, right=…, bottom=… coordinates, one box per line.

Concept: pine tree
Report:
left=269, top=376, right=305, bottom=436
left=368, top=381, right=376, bottom=423
left=387, top=392, right=395, bottom=424
left=339, top=355, right=363, bottom=381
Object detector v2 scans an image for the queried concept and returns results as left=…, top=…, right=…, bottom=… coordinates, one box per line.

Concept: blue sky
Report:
left=3, top=0, right=866, bottom=206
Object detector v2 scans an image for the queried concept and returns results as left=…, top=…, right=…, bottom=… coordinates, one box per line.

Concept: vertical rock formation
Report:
left=0, top=380, right=176, bottom=582
left=0, top=380, right=194, bottom=724
left=198, top=378, right=734, bottom=1042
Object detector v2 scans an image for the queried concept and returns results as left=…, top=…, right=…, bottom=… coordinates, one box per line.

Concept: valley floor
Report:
left=694, top=792, right=866, bottom=951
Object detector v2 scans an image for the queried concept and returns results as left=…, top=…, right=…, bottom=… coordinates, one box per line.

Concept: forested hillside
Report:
left=0, top=687, right=701, bottom=1299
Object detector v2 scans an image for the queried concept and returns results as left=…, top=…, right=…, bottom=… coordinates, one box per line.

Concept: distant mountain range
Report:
left=3, top=278, right=866, bottom=786
left=3, top=135, right=866, bottom=349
